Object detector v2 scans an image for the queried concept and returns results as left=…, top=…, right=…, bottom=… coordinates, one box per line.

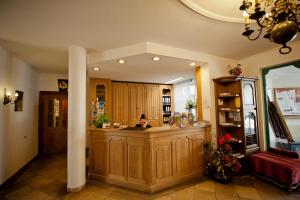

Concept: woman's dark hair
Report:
left=140, top=114, right=146, bottom=120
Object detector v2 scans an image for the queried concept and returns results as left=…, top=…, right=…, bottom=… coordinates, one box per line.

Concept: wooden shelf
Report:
left=233, top=153, right=245, bottom=159
left=230, top=137, right=243, bottom=144
left=219, top=108, right=241, bottom=112
left=219, top=123, right=241, bottom=128
left=218, top=93, right=240, bottom=98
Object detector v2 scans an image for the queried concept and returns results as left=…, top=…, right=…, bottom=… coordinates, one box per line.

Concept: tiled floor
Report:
left=1, top=154, right=300, bottom=200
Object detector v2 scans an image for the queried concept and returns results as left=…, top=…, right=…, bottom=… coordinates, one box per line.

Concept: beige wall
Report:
left=201, top=59, right=237, bottom=144
left=239, top=41, right=300, bottom=150
left=38, top=73, right=68, bottom=91
left=0, top=46, right=39, bottom=185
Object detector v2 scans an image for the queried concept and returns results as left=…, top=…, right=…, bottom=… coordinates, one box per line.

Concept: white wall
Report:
left=239, top=41, right=300, bottom=150
left=174, top=80, right=196, bottom=113
left=38, top=73, right=68, bottom=91
left=0, top=46, right=39, bottom=185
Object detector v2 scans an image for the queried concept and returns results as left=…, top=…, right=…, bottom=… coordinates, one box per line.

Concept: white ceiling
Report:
left=88, top=53, right=199, bottom=83
left=0, top=0, right=298, bottom=82
left=180, top=0, right=245, bottom=23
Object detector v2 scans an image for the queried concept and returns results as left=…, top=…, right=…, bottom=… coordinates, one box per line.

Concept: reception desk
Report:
left=88, top=126, right=210, bottom=193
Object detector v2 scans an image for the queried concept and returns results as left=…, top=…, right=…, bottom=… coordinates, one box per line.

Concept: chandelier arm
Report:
left=256, top=17, right=268, bottom=28
left=244, top=9, right=254, bottom=16
left=279, top=44, right=292, bottom=54
left=247, top=27, right=263, bottom=41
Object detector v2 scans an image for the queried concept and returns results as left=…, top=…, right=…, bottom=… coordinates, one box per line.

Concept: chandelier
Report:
left=240, top=0, right=300, bottom=54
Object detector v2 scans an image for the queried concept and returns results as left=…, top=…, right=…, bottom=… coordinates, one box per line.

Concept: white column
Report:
left=67, top=46, right=86, bottom=192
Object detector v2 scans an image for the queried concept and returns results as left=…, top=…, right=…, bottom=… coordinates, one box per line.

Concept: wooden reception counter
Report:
left=88, top=126, right=210, bottom=193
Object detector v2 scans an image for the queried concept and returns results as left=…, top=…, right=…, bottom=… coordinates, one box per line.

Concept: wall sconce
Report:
left=3, top=88, right=18, bottom=105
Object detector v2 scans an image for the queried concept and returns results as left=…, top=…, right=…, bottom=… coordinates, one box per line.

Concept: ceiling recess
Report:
left=180, top=0, right=245, bottom=23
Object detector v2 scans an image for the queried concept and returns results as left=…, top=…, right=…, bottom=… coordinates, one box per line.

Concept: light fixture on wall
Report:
left=240, top=0, right=300, bottom=54
left=3, top=88, right=18, bottom=105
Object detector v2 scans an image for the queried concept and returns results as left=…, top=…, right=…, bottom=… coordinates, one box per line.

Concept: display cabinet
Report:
left=213, top=76, right=260, bottom=157
left=159, top=85, right=174, bottom=126
left=90, top=79, right=112, bottom=123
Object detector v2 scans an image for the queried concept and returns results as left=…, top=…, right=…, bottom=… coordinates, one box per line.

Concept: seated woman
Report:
left=135, top=114, right=152, bottom=128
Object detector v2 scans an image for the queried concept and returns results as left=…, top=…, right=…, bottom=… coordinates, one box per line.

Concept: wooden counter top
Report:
left=88, top=125, right=210, bottom=138
left=88, top=125, right=210, bottom=193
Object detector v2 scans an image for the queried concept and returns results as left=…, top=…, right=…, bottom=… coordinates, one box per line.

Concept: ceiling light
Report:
left=152, top=56, right=160, bottom=61
left=239, top=0, right=299, bottom=54
left=93, top=67, right=100, bottom=71
left=165, top=77, right=183, bottom=84
left=118, top=59, right=125, bottom=64
left=190, top=62, right=196, bottom=66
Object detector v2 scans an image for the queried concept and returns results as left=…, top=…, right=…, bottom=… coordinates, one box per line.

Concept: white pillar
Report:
left=67, top=46, right=86, bottom=192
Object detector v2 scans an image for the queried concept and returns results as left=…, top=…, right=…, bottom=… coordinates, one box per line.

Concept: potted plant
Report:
left=228, top=64, right=242, bottom=76
left=204, top=133, right=241, bottom=183
left=93, top=114, right=109, bottom=128
left=185, top=99, right=196, bottom=124
left=185, top=99, right=197, bottom=111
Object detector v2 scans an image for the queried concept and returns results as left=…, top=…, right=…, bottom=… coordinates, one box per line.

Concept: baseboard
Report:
left=0, top=154, right=39, bottom=191
left=67, top=183, right=86, bottom=192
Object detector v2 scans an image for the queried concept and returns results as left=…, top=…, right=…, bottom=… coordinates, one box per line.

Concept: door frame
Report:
left=261, top=60, right=300, bottom=149
left=38, top=91, right=68, bottom=155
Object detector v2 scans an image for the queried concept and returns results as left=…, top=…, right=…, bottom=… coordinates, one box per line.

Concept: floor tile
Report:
left=1, top=154, right=300, bottom=200
left=196, top=179, right=216, bottom=192
left=194, top=189, right=216, bottom=200
left=235, top=186, right=262, bottom=200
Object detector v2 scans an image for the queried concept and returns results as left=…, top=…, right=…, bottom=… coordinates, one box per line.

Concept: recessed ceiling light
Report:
left=190, top=62, right=196, bottom=66
left=118, top=59, right=125, bottom=64
left=165, top=77, right=183, bottom=84
left=93, top=67, right=100, bottom=71
left=152, top=56, right=160, bottom=61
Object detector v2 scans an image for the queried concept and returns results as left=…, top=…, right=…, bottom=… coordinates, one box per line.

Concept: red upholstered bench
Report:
left=249, top=149, right=300, bottom=191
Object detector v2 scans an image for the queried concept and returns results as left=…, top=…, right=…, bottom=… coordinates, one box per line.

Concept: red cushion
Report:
left=269, top=148, right=300, bottom=159
left=250, top=152, right=300, bottom=186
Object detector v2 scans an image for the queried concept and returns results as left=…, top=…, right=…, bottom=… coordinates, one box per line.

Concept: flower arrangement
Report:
left=185, top=99, right=197, bottom=110
left=93, top=114, right=109, bottom=128
left=228, top=64, right=242, bottom=76
left=204, top=133, right=241, bottom=182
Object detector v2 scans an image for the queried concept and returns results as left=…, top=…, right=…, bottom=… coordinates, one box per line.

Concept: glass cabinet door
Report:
left=243, top=82, right=255, bottom=106
left=244, top=111, right=258, bottom=146
left=96, top=84, right=106, bottom=114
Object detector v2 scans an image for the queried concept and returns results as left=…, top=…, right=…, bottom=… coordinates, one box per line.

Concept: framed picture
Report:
left=58, top=79, right=68, bottom=92
left=15, top=90, right=24, bottom=112
left=275, top=88, right=300, bottom=115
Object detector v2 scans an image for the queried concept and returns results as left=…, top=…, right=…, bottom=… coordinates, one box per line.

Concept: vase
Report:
left=214, top=167, right=232, bottom=183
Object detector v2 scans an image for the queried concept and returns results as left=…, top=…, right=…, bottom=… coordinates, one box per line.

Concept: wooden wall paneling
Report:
left=129, top=83, right=145, bottom=127
left=108, top=136, right=125, bottom=178
left=145, top=84, right=160, bottom=126
left=112, top=82, right=129, bottom=126
left=127, top=137, right=146, bottom=184
left=172, top=136, right=190, bottom=175
left=187, top=134, right=205, bottom=170
left=90, top=134, right=108, bottom=176
left=153, top=138, right=173, bottom=180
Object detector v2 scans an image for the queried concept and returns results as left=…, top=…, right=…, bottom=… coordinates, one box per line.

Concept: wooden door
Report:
left=112, top=82, right=129, bottom=126
left=39, top=92, right=68, bottom=154
left=145, top=84, right=160, bottom=126
left=129, top=83, right=145, bottom=127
